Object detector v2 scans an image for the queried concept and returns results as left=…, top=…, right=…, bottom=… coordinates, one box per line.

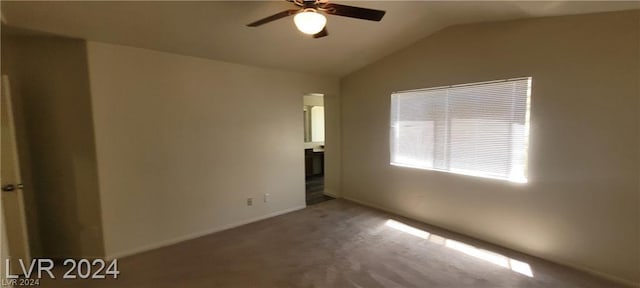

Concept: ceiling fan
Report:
left=247, top=0, right=386, bottom=38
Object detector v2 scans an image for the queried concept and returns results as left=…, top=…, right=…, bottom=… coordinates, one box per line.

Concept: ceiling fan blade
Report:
left=320, top=3, right=385, bottom=21
left=247, top=9, right=299, bottom=27
left=313, top=27, right=329, bottom=38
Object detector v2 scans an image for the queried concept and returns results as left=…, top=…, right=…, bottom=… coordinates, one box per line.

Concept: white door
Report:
left=1, top=75, right=31, bottom=275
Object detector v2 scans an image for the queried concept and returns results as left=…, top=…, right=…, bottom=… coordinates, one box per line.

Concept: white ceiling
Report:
left=2, top=1, right=638, bottom=76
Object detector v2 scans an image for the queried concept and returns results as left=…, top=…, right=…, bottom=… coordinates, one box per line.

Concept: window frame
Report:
left=389, top=77, right=532, bottom=183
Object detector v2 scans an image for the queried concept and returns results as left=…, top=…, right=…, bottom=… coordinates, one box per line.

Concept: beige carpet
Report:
left=41, top=199, right=624, bottom=287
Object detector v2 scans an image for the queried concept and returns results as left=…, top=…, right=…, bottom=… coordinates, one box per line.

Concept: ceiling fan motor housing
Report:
left=248, top=0, right=386, bottom=38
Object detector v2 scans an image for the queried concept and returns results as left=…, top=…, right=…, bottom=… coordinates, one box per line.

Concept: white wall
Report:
left=310, top=106, right=325, bottom=142
left=340, top=10, right=639, bottom=285
left=86, top=42, right=340, bottom=257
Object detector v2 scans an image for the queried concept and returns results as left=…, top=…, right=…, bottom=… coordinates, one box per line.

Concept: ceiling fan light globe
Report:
left=294, top=11, right=327, bottom=35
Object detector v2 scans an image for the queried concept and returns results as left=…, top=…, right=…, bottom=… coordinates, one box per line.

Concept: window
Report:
left=390, top=77, right=532, bottom=183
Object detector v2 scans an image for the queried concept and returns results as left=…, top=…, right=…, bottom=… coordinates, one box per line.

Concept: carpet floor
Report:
left=40, top=199, right=624, bottom=288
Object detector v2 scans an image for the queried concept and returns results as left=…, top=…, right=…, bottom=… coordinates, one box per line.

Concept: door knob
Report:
left=2, top=184, right=16, bottom=192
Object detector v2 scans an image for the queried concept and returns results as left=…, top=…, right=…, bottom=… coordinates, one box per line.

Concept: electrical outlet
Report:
left=264, top=193, right=270, bottom=203
left=247, top=198, right=253, bottom=206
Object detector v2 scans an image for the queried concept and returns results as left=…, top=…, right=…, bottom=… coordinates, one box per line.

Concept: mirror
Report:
left=303, top=94, right=324, bottom=143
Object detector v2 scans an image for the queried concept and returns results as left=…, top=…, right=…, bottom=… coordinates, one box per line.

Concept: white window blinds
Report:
left=390, top=77, right=532, bottom=183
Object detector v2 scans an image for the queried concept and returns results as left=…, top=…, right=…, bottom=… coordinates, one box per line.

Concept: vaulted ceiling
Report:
left=2, top=1, right=638, bottom=76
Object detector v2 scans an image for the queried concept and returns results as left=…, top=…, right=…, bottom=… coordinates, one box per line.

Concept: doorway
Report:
left=1, top=75, right=32, bottom=276
left=303, top=94, right=333, bottom=205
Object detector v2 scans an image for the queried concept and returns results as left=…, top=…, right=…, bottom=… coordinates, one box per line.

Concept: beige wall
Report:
left=340, top=10, right=639, bottom=285
left=1, top=34, right=105, bottom=258
left=303, top=94, right=324, bottom=107
left=85, top=42, right=340, bottom=257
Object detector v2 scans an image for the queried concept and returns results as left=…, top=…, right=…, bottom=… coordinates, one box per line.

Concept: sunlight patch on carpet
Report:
left=385, top=219, right=533, bottom=277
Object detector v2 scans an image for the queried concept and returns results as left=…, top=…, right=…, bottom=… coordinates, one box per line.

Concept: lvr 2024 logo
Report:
left=3, top=258, right=119, bottom=283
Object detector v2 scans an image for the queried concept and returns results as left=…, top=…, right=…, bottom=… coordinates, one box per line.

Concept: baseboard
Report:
left=341, top=195, right=639, bottom=288
left=574, top=266, right=639, bottom=288
left=323, top=190, right=339, bottom=198
left=105, top=205, right=307, bottom=260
